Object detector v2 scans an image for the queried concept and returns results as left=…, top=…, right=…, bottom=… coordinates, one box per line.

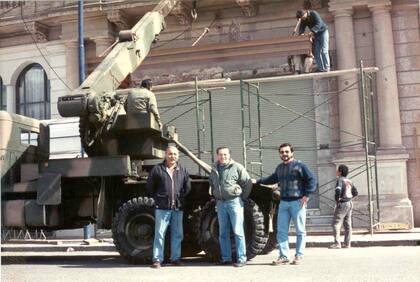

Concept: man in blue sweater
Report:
left=255, top=143, right=317, bottom=265
left=296, top=9, right=330, bottom=72
left=147, top=146, right=191, bottom=268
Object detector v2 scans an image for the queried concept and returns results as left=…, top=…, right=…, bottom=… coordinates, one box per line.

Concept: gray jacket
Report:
left=209, top=159, right=252, bottom=201
left=125, top=88, right=161, bottom=123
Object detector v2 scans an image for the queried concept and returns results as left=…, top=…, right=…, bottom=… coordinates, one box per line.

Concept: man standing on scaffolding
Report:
left=295, top=8, right=330, bottom=72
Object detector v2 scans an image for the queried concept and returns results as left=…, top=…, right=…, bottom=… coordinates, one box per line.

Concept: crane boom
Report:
left=58, top=0, right=180, bottom=118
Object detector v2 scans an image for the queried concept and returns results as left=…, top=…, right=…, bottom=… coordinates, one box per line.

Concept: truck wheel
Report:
left=262, top=212, right=278, bottom=254
left=79, top=117, right=102, bottom=156
left=112, top=197, right=155, bottom=264
left=262, top=233, right=278, bottom=254
left=161, top=209, right=202, bottom=260
left=182, top=209, right=203, bottom=256
left=196, top=199, right=268, bottom=262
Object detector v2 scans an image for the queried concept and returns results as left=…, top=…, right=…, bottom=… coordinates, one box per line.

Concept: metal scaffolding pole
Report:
left=195, top=77, right=202, bottom=175
left=360, top=60, right=378, bottom=234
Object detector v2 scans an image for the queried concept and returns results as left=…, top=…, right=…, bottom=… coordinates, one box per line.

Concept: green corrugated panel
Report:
left=156, top=78, right=319, bottom=207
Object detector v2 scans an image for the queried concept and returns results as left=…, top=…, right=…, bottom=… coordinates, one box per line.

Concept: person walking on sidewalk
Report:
left=254, top=143, right=317, bottom=265
left=329, top=164, right=358, bottom=249
left=209, top=146, right=252, bottom=267
left=147, top=146, right=191, bottom=268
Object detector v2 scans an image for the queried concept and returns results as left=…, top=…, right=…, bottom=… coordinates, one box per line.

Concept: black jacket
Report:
left=146, top=161, right=191, bottom=210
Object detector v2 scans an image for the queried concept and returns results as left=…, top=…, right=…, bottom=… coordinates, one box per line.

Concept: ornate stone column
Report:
left=6, top=85, right=15, bottom=112
left=366, top=2, right=413, bottom=229
left=63, top=40, right=79, bottom=91
left=369, top=3, right=404, bottom=150
left=330, top=7, right=362, bottom=150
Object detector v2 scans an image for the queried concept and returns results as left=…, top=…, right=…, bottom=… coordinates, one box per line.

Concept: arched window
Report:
left=16, top=64, right=50, bottom=119
left=0, top=76, right=6, bottom=110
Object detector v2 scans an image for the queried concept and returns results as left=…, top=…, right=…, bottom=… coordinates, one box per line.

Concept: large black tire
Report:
left=196, top=199, right=268, bottom=262
left=262, top=232, right=278, bottom=254
left=112, top=197, right=155, bottom=264
left=162, top=209, right=203, bottom=261
left=261, top=211, right=278, bottom=254
left=79, top=116, right=102, bottom=156
left=182, top=209, right=203, bottom=256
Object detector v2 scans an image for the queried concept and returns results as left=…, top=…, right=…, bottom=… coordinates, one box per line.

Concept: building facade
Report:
left=0, top=0, right=419, bottom=228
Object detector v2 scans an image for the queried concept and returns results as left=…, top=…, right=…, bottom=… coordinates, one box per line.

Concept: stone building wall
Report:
left=0, top=0, right=419, bottom=227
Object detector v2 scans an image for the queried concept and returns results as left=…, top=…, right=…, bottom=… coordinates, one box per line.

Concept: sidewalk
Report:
left=1, top=229, right=419, bottom=256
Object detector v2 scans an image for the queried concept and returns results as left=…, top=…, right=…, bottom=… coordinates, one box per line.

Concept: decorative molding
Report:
left=106, top=10, right=129, bottom=30
left=170, top=2, right=192, bottom=25
left=25, top=21, right=48, bottom=42
left=228, top=20, right=241, bottom=42
left=141, top=35, right=312, bottom=67
left=235, top=0, right=258, bottom=17
left=311, top=0, right=323, bottom=9
left=330, top=8, right=354, bottom=18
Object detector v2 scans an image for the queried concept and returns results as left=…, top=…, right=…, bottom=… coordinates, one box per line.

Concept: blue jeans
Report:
left=152, top=209, right=183, bottom=262
left=216, top=197, right=247, bottom=263
left=277, top=199, right=307, bottom=259
left=313, top=29, right=330, bottom=72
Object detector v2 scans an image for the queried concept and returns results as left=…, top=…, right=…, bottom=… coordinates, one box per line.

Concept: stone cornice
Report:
left=330, top=8, right=354, bottom=17
left=170, top=2, right=192, bottom=25
left=368, top=4, right=391, bottom=14
left=235, top=0, right=258, bottom=17
left=24, top=21, right=49, bottom=42
left=96, top=35, right=312, bottom=68
left=106, top=10, right=130, bottom=30
left=329, top=0, right=392, bottom=12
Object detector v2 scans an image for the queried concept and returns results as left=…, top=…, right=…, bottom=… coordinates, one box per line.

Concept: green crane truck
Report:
left=1, top=0, right=277, bottom=263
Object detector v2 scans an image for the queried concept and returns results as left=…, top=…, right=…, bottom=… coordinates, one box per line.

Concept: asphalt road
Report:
left=2, top=246, right=420, bottom=282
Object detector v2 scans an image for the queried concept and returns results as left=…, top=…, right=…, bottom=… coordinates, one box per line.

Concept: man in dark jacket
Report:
left=296, top=9, right=330, bottom=72
left=329, top=164, right=358, bottom=249
left=147, top=146, right=191, bottom=268
left=254, top=143, right=317, bottom=265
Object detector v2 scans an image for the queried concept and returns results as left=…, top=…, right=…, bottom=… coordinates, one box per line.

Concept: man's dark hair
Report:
left=141, top=79, right=152, bottom=90
left=216, top=146, right=230, bottom=154
left=338, top=164, right=349, bottom=177
left=296, top=10, right=305, bottom=19
left=278, top=143, right=294, bottom=153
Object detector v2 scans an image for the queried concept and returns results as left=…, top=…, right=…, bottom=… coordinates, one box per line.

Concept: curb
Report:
left=2, top=239, right=419, bottom=254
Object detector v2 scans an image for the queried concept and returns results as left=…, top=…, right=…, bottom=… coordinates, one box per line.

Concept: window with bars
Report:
left=15, top=63, right=50, bottom=119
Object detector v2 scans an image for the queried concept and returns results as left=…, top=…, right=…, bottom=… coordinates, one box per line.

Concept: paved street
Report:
left=2, top=246, right=420, bottom=282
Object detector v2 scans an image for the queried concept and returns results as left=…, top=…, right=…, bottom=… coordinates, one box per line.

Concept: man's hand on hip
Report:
left=300, top=196, right=309, bottom=208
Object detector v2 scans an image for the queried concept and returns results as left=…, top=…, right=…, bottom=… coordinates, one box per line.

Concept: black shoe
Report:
left=233, top=261, right=246, bottom=267
left=216, top=261, right=232, bottom=266
left=151, top=261, right=161, bottom=268
left=170, top=260, right=184, bottom=266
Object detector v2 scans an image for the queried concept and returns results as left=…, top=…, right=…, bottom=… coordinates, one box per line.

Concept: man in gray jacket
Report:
left=209, top=146, right=252, bottom=267
left=125, top=79, right=162, bottom=129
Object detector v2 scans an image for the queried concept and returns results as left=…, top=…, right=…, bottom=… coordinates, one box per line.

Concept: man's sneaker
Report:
left=328, top=243, right=341, bottom=249
left=151, top=261, right=161, bottom=268
left=272, top=257, right=289, bottom=265
left=170, top=260, right=184, bottom=266
left=290, top=256, right=302, bottom=265
left=342, top=244, right=351, bottom=249
left=233, top=261, right=246, bottom=267
left=216, top=261, right=232, bottom=266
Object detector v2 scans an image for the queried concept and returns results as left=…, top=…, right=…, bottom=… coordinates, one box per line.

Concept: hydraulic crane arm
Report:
left=58, top=0, right=180, bottom=117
